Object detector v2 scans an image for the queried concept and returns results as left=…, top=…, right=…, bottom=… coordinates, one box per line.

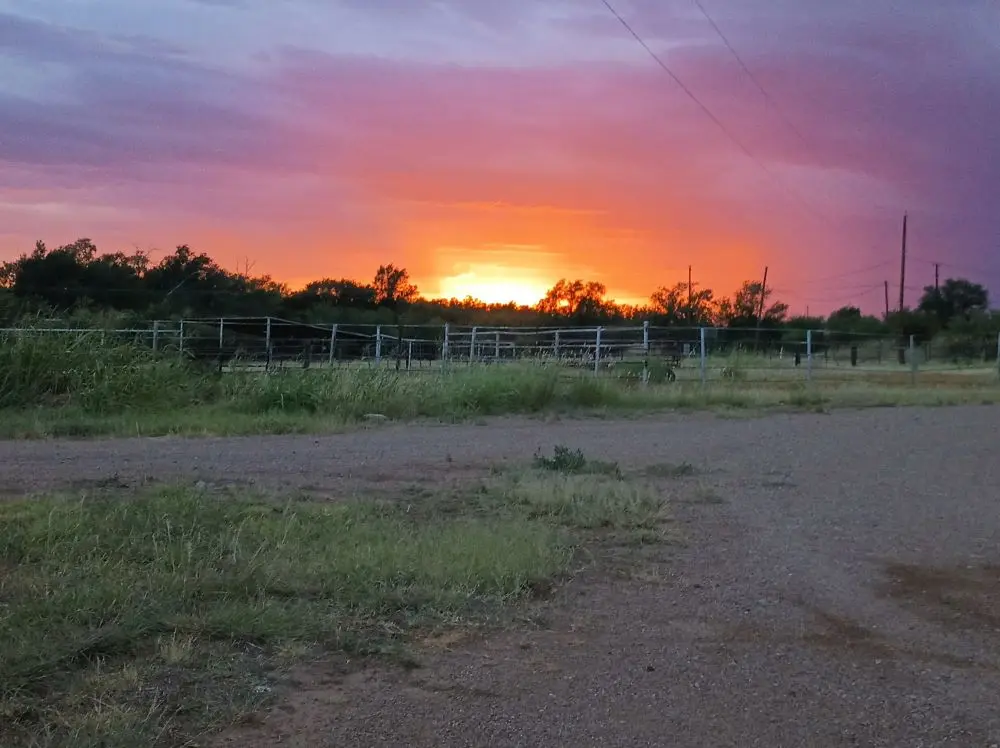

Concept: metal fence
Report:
left=3, top=317, right=999, bottom=384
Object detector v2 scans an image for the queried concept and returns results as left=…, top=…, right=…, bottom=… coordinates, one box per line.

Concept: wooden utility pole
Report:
left=687, top=265, right=693, bottom=320
left=898, top=212, right=908, bottom=311
left=884, top=280, right=890, bottom=318
left=934, top=262, right=940, bottom=291
left=758, top=266, right=769, bottom=322
left=754, top=266, right=769, bottom=350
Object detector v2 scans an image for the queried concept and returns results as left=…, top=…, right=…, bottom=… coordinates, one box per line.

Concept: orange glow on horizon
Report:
left=431, top=263, right=551, bottom=306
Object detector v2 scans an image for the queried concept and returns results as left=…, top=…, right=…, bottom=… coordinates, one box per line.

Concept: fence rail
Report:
left=3, top=318, right=1000, bottom=384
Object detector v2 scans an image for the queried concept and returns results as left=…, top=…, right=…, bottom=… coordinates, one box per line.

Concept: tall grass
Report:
left=1, top=331, right=998, bottom=438
left=0, top=331, right=215, bottom=412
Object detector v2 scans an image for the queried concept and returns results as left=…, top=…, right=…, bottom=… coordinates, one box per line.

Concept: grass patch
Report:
left=532, top=444, right=623, bottom=478
left=0, top=460, right=673, bottom=747
left=1, top=332, right=998, bottom=439
left=489, top=471, right=668, bottom=532
left=0, top=486, right=574, bottom=747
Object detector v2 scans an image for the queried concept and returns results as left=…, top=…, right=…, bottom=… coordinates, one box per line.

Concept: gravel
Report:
left=3, top=405, right=999, bottom=746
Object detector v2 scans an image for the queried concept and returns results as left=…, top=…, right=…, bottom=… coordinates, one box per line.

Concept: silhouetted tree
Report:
left=917, top=278, right=989, bottom=327
left=373, top=265, right=418, bottom=309
left=649, top=282, right=715, bottom=325
left=537, top=279, right=612, bottom=323
left=716, top=281, right=788, bottom=328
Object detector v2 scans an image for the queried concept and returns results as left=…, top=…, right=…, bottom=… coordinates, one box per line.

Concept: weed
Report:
left=532, top=445, right=622, bottom=478
left=487, top=471, right=669, bottom=533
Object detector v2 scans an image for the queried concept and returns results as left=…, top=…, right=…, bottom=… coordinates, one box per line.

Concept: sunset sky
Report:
left=1, top=0, right=997, bottom=312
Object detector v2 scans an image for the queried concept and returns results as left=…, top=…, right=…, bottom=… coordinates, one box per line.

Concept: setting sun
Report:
left=433, top=264, right=552, bottom=306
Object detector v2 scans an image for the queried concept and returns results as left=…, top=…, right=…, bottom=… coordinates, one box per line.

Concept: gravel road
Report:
left=4, top=406, right=999, bottom=746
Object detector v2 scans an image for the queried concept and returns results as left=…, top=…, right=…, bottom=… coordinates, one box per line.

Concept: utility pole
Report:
left=754, top=266, right=769, bottom=351
left=758, top=266, right=769, bottom=322
left=898, top=212, right=908, bottom=311
left=934, top=262, right=940, bottom=291
left=884, top=280, right=890, bottom=318
left=687, top=265, right=693, bottom=321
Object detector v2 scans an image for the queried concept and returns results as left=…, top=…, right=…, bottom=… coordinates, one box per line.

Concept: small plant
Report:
left=532, top=445, right=622, bottom=478
left=533, top=445, right=587, bottom=473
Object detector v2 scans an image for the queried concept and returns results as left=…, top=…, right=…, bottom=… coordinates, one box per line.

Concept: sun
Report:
left=436, top=266, right=550, bottom=306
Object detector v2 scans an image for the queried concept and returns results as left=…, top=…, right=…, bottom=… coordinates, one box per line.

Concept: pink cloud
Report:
left=1, top=2, right=997, bottom=311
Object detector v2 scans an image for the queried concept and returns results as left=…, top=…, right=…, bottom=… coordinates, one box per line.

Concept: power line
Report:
left=910, top=256, right=1000, bottom=281
left=598, top=0, right=862, bottom=249
left=774, top=283, right=884, bottom=306
left=599, top=0, right=762, bottom=166
left=690, top=0, right=812, bottom=151
left=791, top=260, right=896, bottom=287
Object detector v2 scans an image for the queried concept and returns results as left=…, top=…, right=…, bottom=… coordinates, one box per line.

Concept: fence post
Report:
left=442, top=322, right=450, bottom=363
left=328, top=324, right=338, bottom=366
left=909, top=334, right=917, bottom=383
left=152, top=320, right=160, bottom=353
left=494, top=330, right=501, bottom=361
left=218, top=318, right=224, bottom=350
left=470, top=326, right=478, bottom=363
left=265, top=317, right=272, bottom=371
left=995, top=332, right=999, bottom=381
left=699, top=327, right=707, bottom=384
left=806, top=329, right=813, bottom=381
left=178, top=319, right=185, bottom=357
left=554, top=329, right=560, bottom=359
left=642, top=320, right=650, bottom=386
left=375, top=325, right=382, bottom=365
left=407, top=339, right=413, bottom=370
left=594, top=326, right=603, bottom=376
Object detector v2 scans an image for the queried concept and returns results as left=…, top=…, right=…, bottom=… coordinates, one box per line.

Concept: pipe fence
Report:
left=2, top=318, right=999, bottom=384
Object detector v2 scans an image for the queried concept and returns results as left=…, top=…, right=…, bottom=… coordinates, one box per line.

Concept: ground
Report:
left=2, top=406, right=999, bottom=746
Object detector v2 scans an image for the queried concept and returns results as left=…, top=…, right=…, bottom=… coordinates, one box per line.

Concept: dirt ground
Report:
left=3, top=406, right=1000, bottom=747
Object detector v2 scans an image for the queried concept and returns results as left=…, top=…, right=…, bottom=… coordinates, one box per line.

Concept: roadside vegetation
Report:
left=1, top=331, right=998, bottom=439
left=0, top=448, right=676, bottom=747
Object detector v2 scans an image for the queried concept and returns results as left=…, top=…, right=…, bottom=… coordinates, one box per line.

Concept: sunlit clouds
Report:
left=0, top=0, right=997, bottom=312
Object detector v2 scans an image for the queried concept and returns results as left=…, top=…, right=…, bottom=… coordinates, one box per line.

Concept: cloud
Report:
left=0, top=1, right=998, bottom=307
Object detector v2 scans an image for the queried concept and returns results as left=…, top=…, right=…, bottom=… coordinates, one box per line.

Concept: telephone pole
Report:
left=754, top=266, right=769, bottom=350
left=934, top=262, right=940, bottom=291
left=758, top=266, right=769, bottom=322
left=687, top=265, right=693, bottom=322
left=898, top=212, right=908, bottom=311
left=884, top=280, right=890, bottom=318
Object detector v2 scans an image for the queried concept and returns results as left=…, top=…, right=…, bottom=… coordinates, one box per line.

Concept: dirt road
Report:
left=3, top=406, right=1000, bottom=746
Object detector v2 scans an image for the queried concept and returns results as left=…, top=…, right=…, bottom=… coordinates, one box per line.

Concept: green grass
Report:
left=0, top=462, right=674, bottom=747
left=0, top=332, right=998, bottom=439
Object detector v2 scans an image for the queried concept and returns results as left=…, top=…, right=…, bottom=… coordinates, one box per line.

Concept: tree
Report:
left=373, top=265, right=418, bottom=309
left=537, top=279, right=609, bottom=322
left=143, top=245, right=240, bottom=316
left=917, top=278, right=989, bottom=327
left=826, top=306, right=886, bottom=337
left=8, top=238, right=108, bottom=311
left=718, top=281, right=788, bottom=328
left=649, top=282, right=716, bottom=325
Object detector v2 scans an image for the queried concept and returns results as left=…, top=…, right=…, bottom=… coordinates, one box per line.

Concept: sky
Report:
left=1, top=0, right=998, bottom=313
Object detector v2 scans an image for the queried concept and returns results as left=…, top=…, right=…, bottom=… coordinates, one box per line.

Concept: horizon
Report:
left=2, top=1, right=998, bottom=315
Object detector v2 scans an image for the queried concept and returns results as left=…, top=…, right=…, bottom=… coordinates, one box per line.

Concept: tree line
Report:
left=0, top=239, right=996, bottom=349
